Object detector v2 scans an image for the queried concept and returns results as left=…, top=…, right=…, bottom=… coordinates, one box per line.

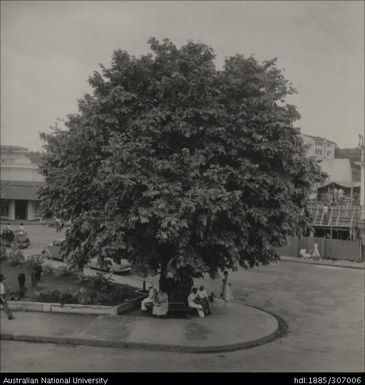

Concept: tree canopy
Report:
left=39, top=38, right=323, bottom=298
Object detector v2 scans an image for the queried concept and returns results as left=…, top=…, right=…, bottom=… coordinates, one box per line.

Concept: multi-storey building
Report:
left=300, top=134, right=336, bottom=161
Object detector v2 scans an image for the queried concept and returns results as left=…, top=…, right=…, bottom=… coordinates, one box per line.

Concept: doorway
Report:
left=15, top=200, right=27, bottom=220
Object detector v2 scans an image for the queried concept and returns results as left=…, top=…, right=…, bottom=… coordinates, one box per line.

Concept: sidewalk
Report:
left=0, top=301, right=280, bottom=353
left=280, top=256, right=365, bottom=270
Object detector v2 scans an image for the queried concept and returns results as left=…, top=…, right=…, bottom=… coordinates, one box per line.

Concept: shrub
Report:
left=23, top=254, right=44, bottom=270
left=76, top=287, right=96, bottom=305
left=60, top=291, right=77, bottom=305
left=6, top=288, right=20, bottom=301
left=0, top=245, right=8, bottom=261
left=32, top=289, right=61, bottom=303
left=94, top=292, right=111, bottom=304
left=8, top=250, right=25, bottom=266
left=80, top=272, right=114, bottom=292
left=41, top=263, right=54, bottom=275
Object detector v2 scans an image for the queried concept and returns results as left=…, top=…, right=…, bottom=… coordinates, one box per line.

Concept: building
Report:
left=319, top=158, right=353, bottom=186
left=300, top=134, right=336, bottom=161
left=1, top=145, right=45, bottom=221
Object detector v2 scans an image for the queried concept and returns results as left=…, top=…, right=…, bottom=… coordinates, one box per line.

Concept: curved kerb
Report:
left=0, top=305, right=288, bottom=354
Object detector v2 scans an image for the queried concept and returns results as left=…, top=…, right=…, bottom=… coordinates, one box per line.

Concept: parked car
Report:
left=41, top=239, right=65, bottom=261
left=0, top=229, right=31, bottom=248
left=88, top=256, right=132, bottom=274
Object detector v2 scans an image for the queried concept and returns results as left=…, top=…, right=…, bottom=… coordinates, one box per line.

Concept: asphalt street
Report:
left=1, top=260, right=364, bottom=372
left=1, top=224, right=364, bottom=372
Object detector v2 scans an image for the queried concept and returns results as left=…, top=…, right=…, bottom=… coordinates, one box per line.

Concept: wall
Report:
left=276, top=236, right=362, bottom=262
left=27, top=201, right=40, bottom=220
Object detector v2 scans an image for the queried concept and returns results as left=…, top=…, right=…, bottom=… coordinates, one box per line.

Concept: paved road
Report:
left=1, top=260, right=364, bottom=372
left=0, top=224, right=66, bottom=258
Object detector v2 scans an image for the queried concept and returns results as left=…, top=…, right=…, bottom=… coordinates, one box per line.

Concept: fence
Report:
left=276, top=236, right=362, bottom=262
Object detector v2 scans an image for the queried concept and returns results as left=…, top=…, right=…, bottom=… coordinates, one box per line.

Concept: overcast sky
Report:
left=1, top=1, right=364, bottom=151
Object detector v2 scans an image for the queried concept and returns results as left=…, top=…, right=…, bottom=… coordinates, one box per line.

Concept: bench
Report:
left=167, top=302, right=197, bottom=318
left=142, top=300, right=198, bottom=318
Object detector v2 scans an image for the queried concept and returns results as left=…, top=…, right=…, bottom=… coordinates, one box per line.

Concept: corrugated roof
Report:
left=319, top=181, right=361, bottom=189
left=0, top=180, right=45, bottom=200
left=1, top=145, right=29, bottom=153
left=319, top=158, right=352, bottom=185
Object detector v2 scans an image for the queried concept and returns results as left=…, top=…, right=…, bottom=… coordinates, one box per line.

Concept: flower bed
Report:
left=0, top=251, right=141, bottom=307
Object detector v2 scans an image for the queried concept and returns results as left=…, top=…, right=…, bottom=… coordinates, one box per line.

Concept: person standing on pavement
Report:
left=0, top=274, right=14, bottom=320
left=221, top=271, right=233, bottom=307
left=19, top=223, right=24, bottom=231
left=312, top=241, right=321, bottom=260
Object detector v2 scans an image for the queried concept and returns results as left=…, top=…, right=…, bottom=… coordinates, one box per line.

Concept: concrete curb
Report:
left=280, top=256, right=365, bottom=270
left=6, top=293, right=146, bottom=316
left=0, top=306, right=284, bottom=354
left=7, top=301, right=116, bottom=315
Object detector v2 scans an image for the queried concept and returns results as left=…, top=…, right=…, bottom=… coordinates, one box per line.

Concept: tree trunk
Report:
left=159, top=260, right=168, bottom=291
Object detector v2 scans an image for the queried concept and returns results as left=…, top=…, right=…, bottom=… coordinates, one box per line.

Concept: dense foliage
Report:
left=39, top=38, right=322, bottom=299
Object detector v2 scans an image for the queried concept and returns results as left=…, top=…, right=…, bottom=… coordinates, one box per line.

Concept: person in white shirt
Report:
left=322, top=204, right=329, bottom=225
left=152, top=288, right=169, bottom=317
left=198, top=285, right=211, bottom=315
left=188, top=288, right=205, bottom=318
left=221, top=271, right=233, bottom=307
left=312, top=241, right=321, bottom=260
left=0, top=274, right=14, bottom=320
left=141, top=284, right=157, bottom=311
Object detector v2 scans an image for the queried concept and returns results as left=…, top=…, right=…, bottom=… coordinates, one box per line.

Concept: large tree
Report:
left=39, top=38, right=322, bottom=300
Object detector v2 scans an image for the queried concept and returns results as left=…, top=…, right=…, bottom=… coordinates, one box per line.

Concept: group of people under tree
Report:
left=141, top=271, right=233, bottom=318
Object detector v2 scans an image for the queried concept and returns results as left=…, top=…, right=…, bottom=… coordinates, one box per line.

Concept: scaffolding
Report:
left=306, top=202, right=361, bottom=240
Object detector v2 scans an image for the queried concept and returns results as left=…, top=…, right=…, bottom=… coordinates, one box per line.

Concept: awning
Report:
left=318, top=181, right=361, bottom=190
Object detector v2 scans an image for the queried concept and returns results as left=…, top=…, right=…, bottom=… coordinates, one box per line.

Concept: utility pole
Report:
left=359, top=135, right=365, bottom=260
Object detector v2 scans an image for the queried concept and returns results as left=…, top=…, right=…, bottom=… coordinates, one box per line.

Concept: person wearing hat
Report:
left=0, top=274, right=14, bottom=320
left=141, top=283, right=157, bottom=311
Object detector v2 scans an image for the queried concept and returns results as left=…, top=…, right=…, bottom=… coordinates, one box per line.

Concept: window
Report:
left=1, top=200, right=9, bottom=217
left=327, top=151, right=331, bottom=156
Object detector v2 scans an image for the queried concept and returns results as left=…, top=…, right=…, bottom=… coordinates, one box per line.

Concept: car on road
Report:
left=41, top=239, right=65, bottom=261
left=0, top=229, right=31, bottom=248
left=88, top=257, right=132, bottom=274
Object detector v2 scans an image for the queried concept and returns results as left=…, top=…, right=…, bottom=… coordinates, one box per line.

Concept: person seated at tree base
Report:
left=197, top=285, right=212, bottom=316
left=152, top=287, right=169, bottom=318
left=188, top=287, right=205, bottom=318
left=141, top=284, right=157, bottom=311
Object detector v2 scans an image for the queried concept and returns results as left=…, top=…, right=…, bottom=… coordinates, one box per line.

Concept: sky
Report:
left=1, top=1, right=364, bottom=151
